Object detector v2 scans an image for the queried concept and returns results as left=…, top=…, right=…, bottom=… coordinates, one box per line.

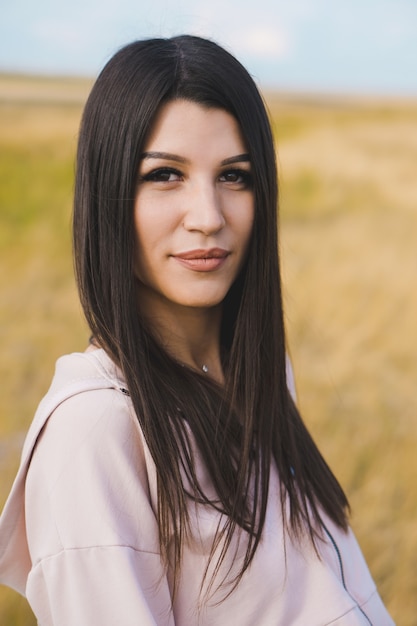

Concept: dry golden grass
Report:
left=1, top=77, right=416, bottom=624
left=271, top=95, right=417, bottom=624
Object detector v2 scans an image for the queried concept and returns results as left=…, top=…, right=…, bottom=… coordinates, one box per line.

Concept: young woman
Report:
left=0, top=36, right=394, bottom=625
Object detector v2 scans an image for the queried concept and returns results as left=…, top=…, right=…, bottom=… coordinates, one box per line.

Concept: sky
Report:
left=0, top=0, right=416, bottom=95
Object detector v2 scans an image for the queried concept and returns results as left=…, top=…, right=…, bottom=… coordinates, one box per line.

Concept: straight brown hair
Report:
left=73, top=35, right=349, bottom=601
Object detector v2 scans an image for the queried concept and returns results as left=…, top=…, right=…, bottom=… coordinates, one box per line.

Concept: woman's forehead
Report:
left=142, top=99, right=247, bottom=159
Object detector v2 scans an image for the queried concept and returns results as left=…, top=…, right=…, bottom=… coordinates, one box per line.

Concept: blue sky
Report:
left=1, top=0, right=416, bottom=95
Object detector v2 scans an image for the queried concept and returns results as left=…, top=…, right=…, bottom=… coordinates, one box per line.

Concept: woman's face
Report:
left=133, top=99, right=254, bottom=318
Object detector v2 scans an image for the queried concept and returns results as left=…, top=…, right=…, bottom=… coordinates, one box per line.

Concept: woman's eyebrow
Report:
left=220, top=153, right=251, bottom=166
left=140, top=152, right=251, bottom=166
left=141, top=151, right=187, bottom=163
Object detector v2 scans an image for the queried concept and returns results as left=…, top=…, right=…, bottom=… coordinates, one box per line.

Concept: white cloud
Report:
left=234, top=26, right=291, bottom=59
left=182, top=1, right=293, bottom=62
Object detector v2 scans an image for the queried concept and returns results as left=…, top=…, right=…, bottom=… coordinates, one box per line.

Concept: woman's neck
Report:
left=141, top=300, right=225, bottom=384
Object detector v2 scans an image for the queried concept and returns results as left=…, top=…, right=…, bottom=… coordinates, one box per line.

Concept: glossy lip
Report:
left=173, top=248, right=230, bottom=272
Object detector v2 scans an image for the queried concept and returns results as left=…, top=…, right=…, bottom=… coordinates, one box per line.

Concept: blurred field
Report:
left=1, top=75, right=416, bottom=624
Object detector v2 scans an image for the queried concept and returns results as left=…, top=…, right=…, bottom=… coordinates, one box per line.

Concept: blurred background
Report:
left=1, top=1, right=416, bottom=624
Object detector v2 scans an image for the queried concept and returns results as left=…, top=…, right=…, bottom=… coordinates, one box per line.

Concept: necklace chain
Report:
left=179, top=361, right=209, bottom=373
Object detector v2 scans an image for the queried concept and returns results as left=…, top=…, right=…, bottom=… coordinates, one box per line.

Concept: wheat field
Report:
left=0, top=75, right=416, bottom=624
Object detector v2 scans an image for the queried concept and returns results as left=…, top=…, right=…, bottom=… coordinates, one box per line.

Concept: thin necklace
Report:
left=179, top=361, right=209, bottom=373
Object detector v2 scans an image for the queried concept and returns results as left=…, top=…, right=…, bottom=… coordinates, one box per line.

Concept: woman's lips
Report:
left=173, top=248, right=230, bottom=272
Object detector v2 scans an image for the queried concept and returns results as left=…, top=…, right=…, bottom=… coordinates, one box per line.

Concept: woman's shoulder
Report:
left=11, top=348, right=149, bottom=513
left=39, top=366, right=134, bottom=456
left=0, top=349, right=153, bottom=594
left=24, top=350, right=160, bottom=558
left=47, top=348, right=131, bottom=416
left=29, top=348, right=143, bottom=474
left=48, top=348, right=128, bottom=396
left=20, top=349, right=129, bottom=454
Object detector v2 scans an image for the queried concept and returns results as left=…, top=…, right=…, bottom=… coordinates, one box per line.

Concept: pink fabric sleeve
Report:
left=24, top=388, right=174, bottom=626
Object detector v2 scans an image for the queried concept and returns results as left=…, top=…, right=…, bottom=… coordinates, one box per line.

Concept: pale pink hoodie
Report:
left=0, top=350, right=394, bottom=625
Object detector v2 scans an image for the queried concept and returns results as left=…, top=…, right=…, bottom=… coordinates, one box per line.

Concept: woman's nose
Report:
left=182, top=181, right=226, bottom=235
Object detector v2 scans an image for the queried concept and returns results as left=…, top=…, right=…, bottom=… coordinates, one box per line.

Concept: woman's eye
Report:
left=140, top=168, right=182, bottom=183
left=219, top=169, right=252, bottom=188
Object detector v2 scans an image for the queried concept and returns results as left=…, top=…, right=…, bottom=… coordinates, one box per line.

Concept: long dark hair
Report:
left=73, top=35, right=349, bottom=600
